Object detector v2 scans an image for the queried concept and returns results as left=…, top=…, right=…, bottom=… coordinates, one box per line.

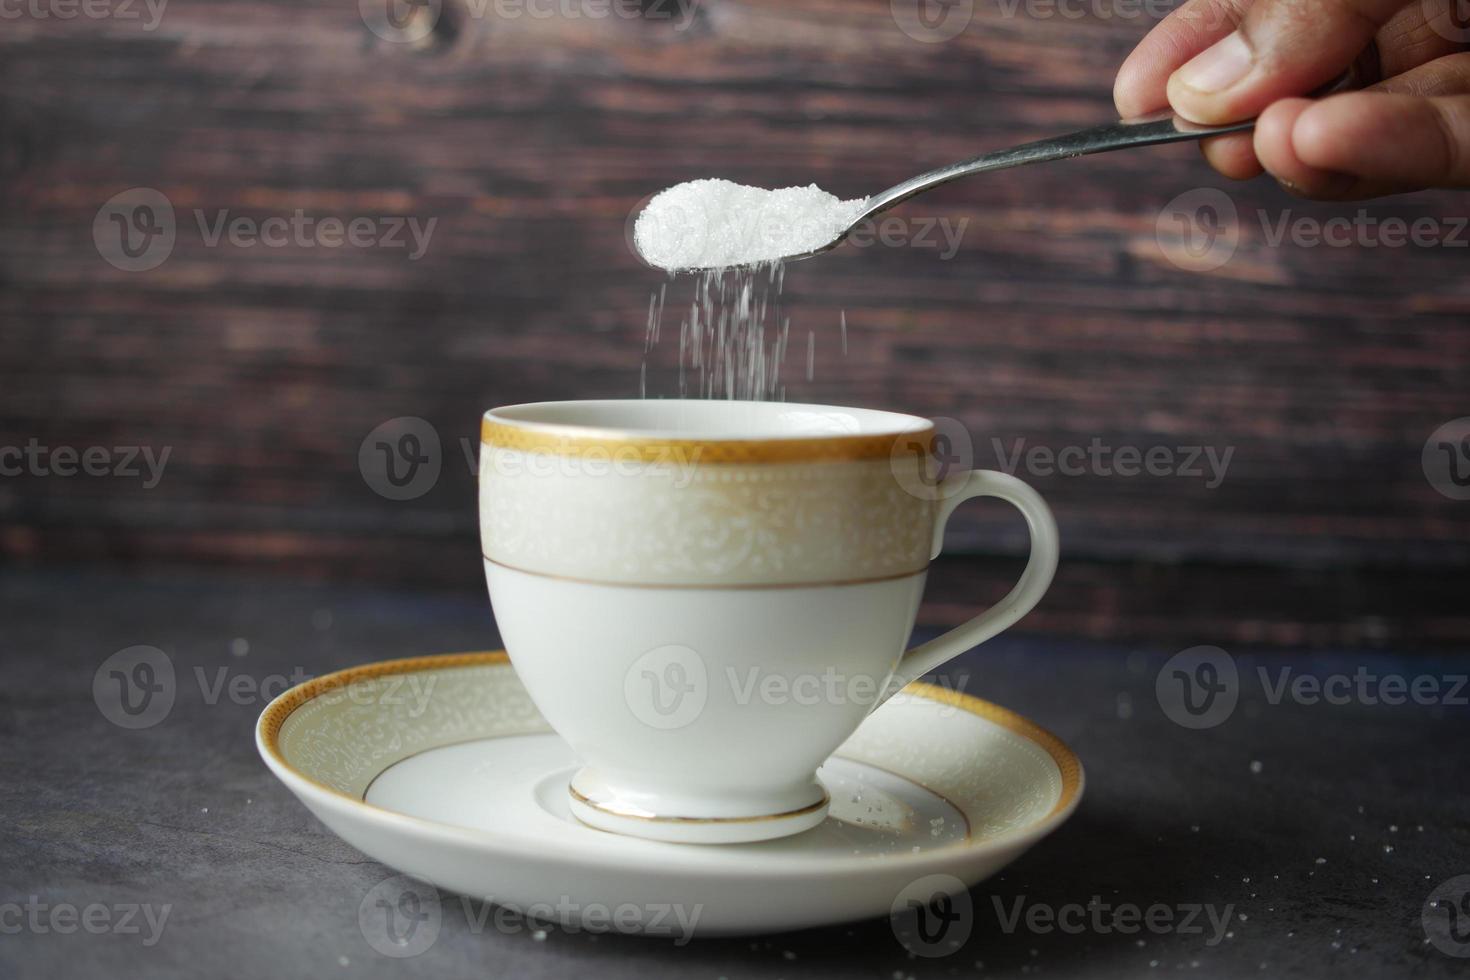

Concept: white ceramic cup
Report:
left=480, top=399, right=1058, bottom=844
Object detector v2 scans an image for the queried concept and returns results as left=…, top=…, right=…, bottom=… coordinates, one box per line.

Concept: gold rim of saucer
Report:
left=480, top=418, right=936, bottom=464
left=257, top=651, right=1082, bottom=825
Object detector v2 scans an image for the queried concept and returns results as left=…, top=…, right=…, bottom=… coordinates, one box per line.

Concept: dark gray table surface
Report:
left=2, top=567, right=1466, bottom=980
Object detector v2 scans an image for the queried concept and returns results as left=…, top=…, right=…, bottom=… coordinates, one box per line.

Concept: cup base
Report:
left=567, top=770, right=830, bottom=844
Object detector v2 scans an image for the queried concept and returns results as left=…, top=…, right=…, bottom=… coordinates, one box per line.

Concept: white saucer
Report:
left=257, top=652, right=1082, bottom=936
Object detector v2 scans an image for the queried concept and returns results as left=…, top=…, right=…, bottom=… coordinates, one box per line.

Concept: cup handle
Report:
left=883, top=469, right=1060, bottom=700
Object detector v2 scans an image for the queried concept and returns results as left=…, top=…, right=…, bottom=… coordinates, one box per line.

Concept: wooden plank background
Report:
left=1, top=0, right=1467, bottom=646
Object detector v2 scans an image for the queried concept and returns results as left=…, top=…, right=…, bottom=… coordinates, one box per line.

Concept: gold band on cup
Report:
left=480, top=418, right=935, bottom=465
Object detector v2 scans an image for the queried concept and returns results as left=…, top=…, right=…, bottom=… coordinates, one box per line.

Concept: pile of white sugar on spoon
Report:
left=634, top=178, right=864, bottom=272
left=635, top=177, right=858, bottom=401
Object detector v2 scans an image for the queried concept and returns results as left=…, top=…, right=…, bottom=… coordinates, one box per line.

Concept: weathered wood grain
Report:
left=1, top=0, right=1467, bottom=644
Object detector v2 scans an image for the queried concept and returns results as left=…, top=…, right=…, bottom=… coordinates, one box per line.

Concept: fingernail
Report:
left=1175, top=32, right=1252, bottom=94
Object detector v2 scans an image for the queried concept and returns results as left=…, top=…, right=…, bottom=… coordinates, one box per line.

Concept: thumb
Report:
left=1166, top=0, right=1404, bottom=123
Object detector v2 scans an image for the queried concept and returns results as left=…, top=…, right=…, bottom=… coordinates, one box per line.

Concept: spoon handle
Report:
left=859, top=114, right=1255, bottom=220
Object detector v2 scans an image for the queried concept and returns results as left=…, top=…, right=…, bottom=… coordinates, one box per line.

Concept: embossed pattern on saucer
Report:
left=257, top=651, right=1083, bottom=936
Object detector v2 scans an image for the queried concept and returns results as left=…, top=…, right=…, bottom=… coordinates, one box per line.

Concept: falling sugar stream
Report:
left=643, top=262, right=802, bottom=401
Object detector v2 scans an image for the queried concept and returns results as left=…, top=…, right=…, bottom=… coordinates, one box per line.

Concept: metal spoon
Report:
left=779, top=111, right=1255, bottom=265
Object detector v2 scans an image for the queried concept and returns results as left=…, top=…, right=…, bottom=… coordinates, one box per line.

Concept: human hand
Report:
left=1114, top=0, right=1470, bottom=198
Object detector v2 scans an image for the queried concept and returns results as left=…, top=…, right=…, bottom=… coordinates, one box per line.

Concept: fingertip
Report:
left=1114, top=45, right=1170, bottom=118
left=1200, top=132, right=1263, bottom=180
left=1276, top=91, right=1454, bottom=196
left=1116, top=0, right=1248, bottom=120
left=1289, top=95, right=1365, bottom=171
left=1114, top=72, right=1145, bottom=120
left=1166, top=74, right=1241, bottom=126
left=1254, top=98, right=1356, bottom=199
left=1252, top=98, right=1311, bottom=181
left=1165, top=73, right=1211, bottom=124
left=1166, top=31, right=1256, bottom=124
